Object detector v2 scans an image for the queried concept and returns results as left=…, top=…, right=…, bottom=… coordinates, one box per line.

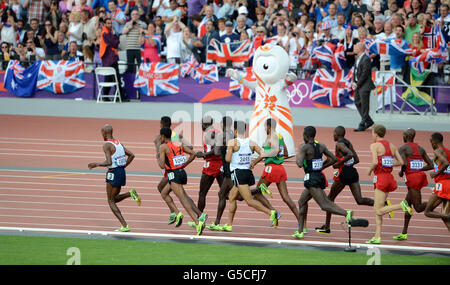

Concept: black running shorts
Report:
left=339, top=166, right=359, bottom=185
left=304, top=172, right=326, bottom=190
left=231, top=169, right=255, bottom=187
left=167, top=168, right=188, bottom=185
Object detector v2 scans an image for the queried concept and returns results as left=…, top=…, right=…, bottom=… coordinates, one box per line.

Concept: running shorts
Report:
left=334, top=166, right=359, bottom=186
left=373, top=173, right=397, bottom=193
left=433, top=179, right=450, bottom=200
left=106, top=167, right=126, bottom=187
left=202, top=160, right=223, bottom=178
left=261, top=164, right=287, bottom=183
left=231, top=169, right=255, bottom=187
left=405, top=171, right=428, bottom=191
left=304, top=172, right=327, bottom=190
left=167, top=168, right=188, bottom=185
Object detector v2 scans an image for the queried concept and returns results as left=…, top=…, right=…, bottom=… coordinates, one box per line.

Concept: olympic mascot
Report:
left=226, top=44, right=297, bottom=157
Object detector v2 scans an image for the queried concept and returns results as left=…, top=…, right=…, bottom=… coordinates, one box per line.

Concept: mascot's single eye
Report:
left=254, top=56, right=277, bottom=76
left=263, top=64, right=268, bottom=70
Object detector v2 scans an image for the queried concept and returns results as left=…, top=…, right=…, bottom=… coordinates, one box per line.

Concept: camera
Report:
left=98, top=17, right=105, bottom=23
left=292, top=32, right=298, bottom=37
left=27, top=47, right=33, bottom=52
left=132, top=20, right=137, bottom=26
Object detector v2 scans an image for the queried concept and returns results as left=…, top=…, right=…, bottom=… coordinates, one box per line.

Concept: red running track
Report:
left=0, top=114, right=448, bottom=250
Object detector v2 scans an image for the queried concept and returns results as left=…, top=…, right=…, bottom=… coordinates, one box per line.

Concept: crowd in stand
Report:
left=0, top=0, right=449, bottom=80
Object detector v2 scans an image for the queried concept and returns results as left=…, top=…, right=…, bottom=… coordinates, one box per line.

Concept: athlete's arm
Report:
left=122, top=145, right=135, bottom=168
left=250, top=140, right=264, bottom=169
left=367, top=143, right=378, bottom=176
left=213, top=132, right=224, bottom=156
left=430, top=148, right=449, bottom=178
left=197, top=131, right=216, bottom=158
left=182, top=144, right=196, bottom=168
left=348, top=142, right=359, bottom=165
left=225, top=139, right=235, bottom=163
left=419, top=146, right=434, bottom=172
left=296, top=143, right=306, bottom=168
left=332, top=142, right=351, bottom=169
left=398, top=145, right=408, bottom=177
left=154, top=134, right=161, bottom=160
left=261, top=133, right=280, bottom=158
left=158, top=144, right=168, bottom=169
left=88, top=143, right=113, bottom=169
left=392, top=144, right=404, bottom=167
left=321, top=144, right=337, bottom=170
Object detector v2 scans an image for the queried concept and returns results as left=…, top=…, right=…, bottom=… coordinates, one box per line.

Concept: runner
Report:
left=394, top=128, right=434, bottom=240
left=221, top=120, right=280, bottom=232
left=154, top=116, right=195, bottom=225
left=295, top=126, right=356, bottom=239
left=250, top=118, right=300, bottom=231
left=88, top=124, right=141, bottom=232
left=315, top=126, right=374, bottom=234
left=424, top=132, right=450, bottom=231
left=366, top=124, right=413, bottom=244
left=206, top=116, right=235, bottom=231
left=158, top=127, right=208, bottom=235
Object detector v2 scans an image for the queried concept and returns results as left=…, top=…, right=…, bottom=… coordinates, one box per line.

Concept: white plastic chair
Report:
left=95, top=66, right=121, bottom=103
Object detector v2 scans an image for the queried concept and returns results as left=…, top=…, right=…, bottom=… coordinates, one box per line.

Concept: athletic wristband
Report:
left=238, top=75, right=244, bottom=84
left=285, top=78, right=294, bottom=85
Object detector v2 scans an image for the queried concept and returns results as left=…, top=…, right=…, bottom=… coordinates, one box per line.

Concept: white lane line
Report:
left=0, top=226, right=448, bottom=253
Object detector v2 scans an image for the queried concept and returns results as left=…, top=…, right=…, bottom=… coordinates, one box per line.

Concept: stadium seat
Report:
left=95, top=67, right=122, bottom=104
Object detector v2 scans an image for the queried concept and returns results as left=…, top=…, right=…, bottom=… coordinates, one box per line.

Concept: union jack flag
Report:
left=310, top=68, right=354, bottom=107
left=37, top=60, right=85, bottom=94
left=133, top=62, right=179, bottom=96
left=229, top=67, right=256, bottom=100
left=311, top=41, right=346, bottom=71
left=180, top=55, right=199, bottom=78
left=192, top=63, right=218, bottom=84
left=207, top=39, right=252, bottom=68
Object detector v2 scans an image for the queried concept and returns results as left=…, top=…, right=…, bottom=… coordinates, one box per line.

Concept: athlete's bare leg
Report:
left=106, top=183, right=128, bottom=227
left=198, top=174, right=216, bottom=212
left=373, top=189, right=403, bottom=239
left=170, top=182, right=202, bottom=221
left=158, top=178, right=178, bottom=214
left=277, top=180, right=300, bottom=222
left=251, top=178, right=274, bottom=210
left=214, top=177, right=234, bottom=225
left=323, top=181, right=346, bottom=229
left=401, top=187, right=427, bottom=234
left=298, top=189, right=312, bottom=232
left=237, top=184, right=272, bottom=215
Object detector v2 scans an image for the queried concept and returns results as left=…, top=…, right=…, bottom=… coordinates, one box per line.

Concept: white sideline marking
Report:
left=0, top=226, right=449, bottom=254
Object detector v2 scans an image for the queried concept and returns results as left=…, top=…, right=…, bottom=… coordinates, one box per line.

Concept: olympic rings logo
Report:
left=286, top=82, right=309, bottom=105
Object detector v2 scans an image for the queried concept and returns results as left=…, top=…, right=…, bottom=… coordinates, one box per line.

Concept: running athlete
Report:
left=295, top=126, right=356, bottom=239
left=315, top=126, right=374, bottom=234
left=250, top=118, right=299, bottom=229
left=366, top=124, right=413, bottom=244
left=424, top=132, right=450, bottom=231
left=206, top=116, right=235, bottom=231
left=196, top=116, right=224, bottom=212
left=88, top=124, right=141, bottom=232
left=154, top=116, right=195, bottom=225
left=158, top=127, right=208, bottom=235
left=394, top=128, right=434, bottom=240
left=221, top=121, right=280, bottom=232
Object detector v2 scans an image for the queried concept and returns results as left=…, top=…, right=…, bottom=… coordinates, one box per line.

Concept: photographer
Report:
left=0, top=42, right=13, bottom=70
left=122, top=10, right=147, bottom=73
left=288, top=27, right=305, bottom=70
left=25, top=38, right=45, bottom=63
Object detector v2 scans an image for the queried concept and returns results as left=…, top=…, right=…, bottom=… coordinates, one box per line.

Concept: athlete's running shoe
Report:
left=315, top=225, right=331, bottom=234
left=221, top=224, right=232, bottom=232
left=292, top=230, right=304, bottom=239
left=206, top=222, right=221, bottom=231
left=199, top=213, right=208, bottom=223
left=345, top=210, right=354, bottom=224
left=401, top=200, right=414, bottom=215
left=385, top=200, right=394, bottom=219
left=365, top=237, right=381, bottom=244
left=175, top=212, right=184, bottom=227
left=393, top=233, right=408, bottom=241
left=302, top=228, right=308, bottom=234
left=187, top=221, right=196, bottom=228
left=270, top=211, right=282, bottom=227
left=130, top=189, right=141, bottom=206
left=270, top=210, right=279, bottom=228
left=168, top=212, right=177, bottom=225
left=115, top=225, right=130, bottom=232
left=259, top=183, right=273, bottom=198
left=196, top=221, right=205, bottom=236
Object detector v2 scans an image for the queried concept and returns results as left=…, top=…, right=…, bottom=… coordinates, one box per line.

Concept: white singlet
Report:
left=229, top=138, right=253, bottom=172
left=106, top=140, right=127, bottom=169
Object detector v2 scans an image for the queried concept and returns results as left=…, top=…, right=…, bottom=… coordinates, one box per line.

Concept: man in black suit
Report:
left=352, top=42, right=375, bottom=132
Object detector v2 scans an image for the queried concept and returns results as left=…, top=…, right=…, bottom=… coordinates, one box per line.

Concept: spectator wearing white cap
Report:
left=237, top=5, right=254, bottom=27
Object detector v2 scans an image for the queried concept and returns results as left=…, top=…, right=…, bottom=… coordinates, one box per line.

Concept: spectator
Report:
left=92, top=27, right=103, bottom=66
left=343, top=25, right=357, bottom=68
left=177, top=0, right=188, bottom=25
left=234, top=14, right=253, bottom=38
left=425, top=2, right=439, bottom=19
left=45, top=1, right=62, bottom=29
left=180, top=26, right=196, bottom=63
left=364, top=11, right=375, bottom=34
left=122, top=9, right=147, bottom=73
left=10, top=0, right=22, bottom=21
left=371, top=17, right=385, bottom=37
left=323, top=3, right=338, bottom=29
left=0, top=42, right=12, bottom=70
left=0, top=13, right=18, bottom=47
left=299, top=27, right=314, bottom=70
left=17, top=19, right=26, bottom=43
left=91, top=0, right=111, bottom=12
left=26, top=18, right=41, bottom=47
left=438, top=4, right=450, bottom=42
left=352, top=13, right=365, bottom=37
left=200, top=19, right=220, bottom=61
left=409, top=0, right=424, bottom=16
left=288, top=26, right=304, bottom=70
left=405, top=12, right=421, bottom=43
left=57, top=29, right=69, bottom=56
left=127, top=0, right=148, bottom=23
left=253, top=26, right=266, bottom=50
left=117, top=0, right=127, bottom=12
left=236, top=5, right=253, bottom=27
left=373, top=1, right=385, bottom=22
left=389, top=25, right=409, bottom=71
left=152, top=0, right=170, bottom=18
left=62, top=40, right=84, bottom=60
left=77, top=0, right=94, bottom=18
left=202, top=4, right=218, bottom=27
left=275, top=23, right=289, bottom=50
left=351, top=0, right=369, bottom=15
left=217, top=18, right=227, bottom=37
left=23, top=0, right=51, bottom=25
left=100, top=18, right=126, bottom=101
left=67, top=11, right=83, bottom=46
left=410, top=31, right=424, bottom=56
left=40, top=19, right=59, bottom=59
left=313, top=0, right=330, bottom=25
left=107, top=0, right=126, bottom=35
left=338, top=0, right=353, bottom=24
left=331, top=13, right=346, bottom=40
left=217, top=0, right=235, bottom=20
left=385, top=0, right=400, bottom=19
left=390, top=12, right=404, bottom=28
left=164, top=18, right=184, bottom=64
left=376, top=21, right=395, bottom=71
left=12, top=42, right=29, bottom=67
left=162, top=0, right=182, bottom=23
left=59, top=0, right=74, bottom=15
left=25, top=36, right=45, bottom=61
left=81, top=8, right=97, bottom=56
left=220, top=20, right=240, bottom=43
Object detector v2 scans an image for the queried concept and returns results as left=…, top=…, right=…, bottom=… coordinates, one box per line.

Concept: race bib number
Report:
left=409, top=159, right=423, bottom=170
left=304, top=173, right=310, bottom=181
left=115, top=155, right=127, bottom=167
left=238, top=153, right=252, bottom=165
left=204, top=161, right=210, bottom=168
left=107, top=172, right=115, bottom=181
left=435, top=183, right=443, bottom=192
left=373, top=175, right=377, bottom=183
left=220, top=166, right=224, bottom=172
left=265, top=165, right=273, bottom=173
left=381, top=156, right=394, bottom=168
left=312, top=159, right=323, bottom=171
left=334, top=170, right=339, bottom=177
left=173, top=155, right=186, bottom=167
left=344, top=158, right=354, bottom=166
left=278, top=145, right=285, bottom=157
left=444, top=166, right=450, bottom=175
